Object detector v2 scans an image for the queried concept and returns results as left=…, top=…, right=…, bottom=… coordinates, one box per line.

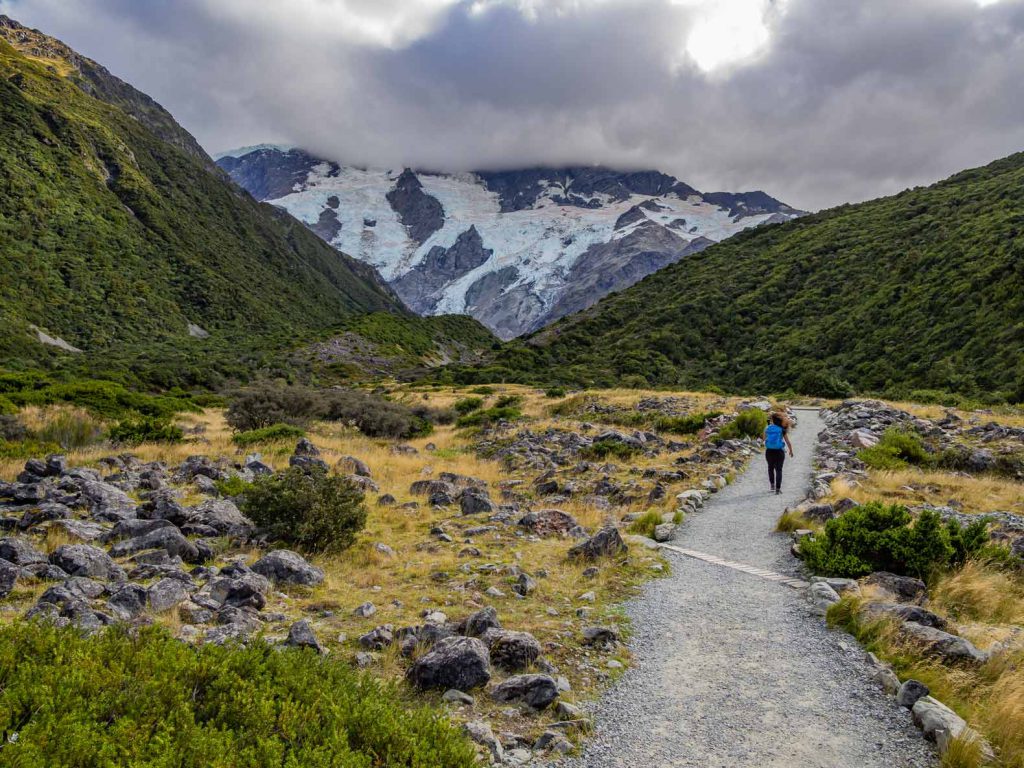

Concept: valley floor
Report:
left=555, top=410, right=935, bottom=768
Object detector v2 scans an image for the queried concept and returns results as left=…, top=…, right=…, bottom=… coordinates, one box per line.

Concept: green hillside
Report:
left=461, top=153, right=1024, bottom=400
left=0, top=34, right=492, bottom=388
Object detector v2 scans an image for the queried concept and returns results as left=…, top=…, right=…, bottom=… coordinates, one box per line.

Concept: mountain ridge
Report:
left=218, top=146, right=804, bottom=338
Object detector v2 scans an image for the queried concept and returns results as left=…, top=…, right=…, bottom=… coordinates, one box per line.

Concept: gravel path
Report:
left=555, top=409, right=935, bottom=768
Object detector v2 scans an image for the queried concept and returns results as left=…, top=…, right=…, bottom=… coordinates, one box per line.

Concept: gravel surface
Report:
left=553, top=409, right=935, bottom=768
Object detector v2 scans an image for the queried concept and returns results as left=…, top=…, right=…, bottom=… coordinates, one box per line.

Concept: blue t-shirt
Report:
left=765, top=424, right=786, bottom=450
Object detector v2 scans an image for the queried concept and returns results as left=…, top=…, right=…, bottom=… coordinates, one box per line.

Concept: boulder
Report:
left=460, top=488, right=495, bottom=516
left=209, top=572, right=270, bottom=609
left=861, top=601, right=947, bottom=629
left=464, top=720, right=503, bottom=762
left=148, top=578, right=191, bottom=613
left=513, top=572, right=537, bottom=597
left=653, top=522, right=677, bottom=542
left=0, top=536, right=47, bottom=566
left=285, top=619, right=324, bottom=653
left=491, top=674, right=559, bottom=710
left=899, top=622, right=988, bottom=664
left=461, top=606, right=501, bottom=637
left=50, top=544, right=125, bottom=581
left=191, top=499, right=254, bottom=537
left=106, top=518, right=176, bottom=542
left=107, top=583, right=148, bottom=620
left=912, top=696, right=968, bottom=741
left=863, top=572, right=926, bottom=603
left=338, top=456, right=372, bottom=477
left=359, top=625, right=394, bottom=650
left=486, top=629, right=542, bottom=672
left=517, top=509, right=584, bottom=538
left=251, top=549, right=324, bottom=586
left=581, top=625, right=619, bottom=650
left=81, top=480, right=137, bottom=521
left=109, top=527, right=202, bottom=564
left=289, top=439, right=328, bottom=472
left=407, top=636, right=491, bottom=691
left=0, top=560, right=17, bottom=598
left=568, top=525, right=628, bottom=560
left=17, top=502, right=71, bottom=529
left=896, top=679, right=930, bottom=709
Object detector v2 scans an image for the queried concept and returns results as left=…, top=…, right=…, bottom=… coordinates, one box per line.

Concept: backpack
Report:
left=765, top=423, right=785, bottom=450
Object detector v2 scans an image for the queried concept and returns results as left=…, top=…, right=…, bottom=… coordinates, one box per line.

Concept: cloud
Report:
left=3, top=0, right=1023, bottom=209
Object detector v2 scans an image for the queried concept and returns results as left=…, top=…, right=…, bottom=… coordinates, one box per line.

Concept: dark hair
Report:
left=771, top=413, right=786, bottom=427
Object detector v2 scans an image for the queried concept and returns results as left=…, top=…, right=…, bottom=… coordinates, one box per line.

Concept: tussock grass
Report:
left=932, top=561, right=1024, bottom=625
left=775, top=510, right=818, bottom=533
left=830, top=471, right=1024, bottom=516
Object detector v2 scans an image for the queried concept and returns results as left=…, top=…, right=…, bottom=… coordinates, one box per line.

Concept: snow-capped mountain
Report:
left=217, top=147, right=804, bottom=338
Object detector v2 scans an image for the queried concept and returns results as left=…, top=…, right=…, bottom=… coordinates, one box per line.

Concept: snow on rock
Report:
left=217, top=147, right=804, bottom=339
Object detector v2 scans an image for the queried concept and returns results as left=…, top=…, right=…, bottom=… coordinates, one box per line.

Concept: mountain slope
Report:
left=217, top=148, right=804, bottom=339
left=0, top=23, right=492, bottom=386
left=467, top=152, right=1024, bottom=398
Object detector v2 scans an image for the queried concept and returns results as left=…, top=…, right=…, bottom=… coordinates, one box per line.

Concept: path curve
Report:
left=555, top=409, right=934, bottom=768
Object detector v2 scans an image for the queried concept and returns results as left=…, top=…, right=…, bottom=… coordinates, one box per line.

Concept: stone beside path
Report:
left=553, top=409, right=935, bottom=768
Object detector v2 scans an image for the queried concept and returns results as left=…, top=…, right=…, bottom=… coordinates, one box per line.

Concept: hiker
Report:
left=765, top=412, right=793, bottom=494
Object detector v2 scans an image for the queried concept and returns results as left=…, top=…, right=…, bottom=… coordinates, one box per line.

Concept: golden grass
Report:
left=775, top=510, right=820, bottom=533
left=829, top=471, right=1024, bottom=515
left=932, top=561, right=1024, bottom=626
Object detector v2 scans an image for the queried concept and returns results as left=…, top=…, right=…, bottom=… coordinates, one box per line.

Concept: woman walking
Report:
left=765, top=412, right=794, bottom=494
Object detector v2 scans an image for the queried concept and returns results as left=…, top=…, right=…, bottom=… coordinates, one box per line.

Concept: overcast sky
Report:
left=3, top=0, right=1023, bottom=210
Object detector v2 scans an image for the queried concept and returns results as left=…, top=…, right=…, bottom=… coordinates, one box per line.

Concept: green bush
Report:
left=580, top=440, right=640, bottom=461
left=544, top=387, right=567, bottom=398
left=242, top=467, right=367, bottom=555
left=226, top=385, right=321, bottom=431
left=494, top=394, right=524, bottom=409
left=653, top=411, right=722, bottom=434
left=627, top=510, right=664, bottom=538
left=35, top=411, right=106, bottom=450
left=455, top=406, right=523, bottom=428
left=0, top=438, right=60, bottom=460
left=469, top=386, right=495, bottom=395
left=452, top=397, right=484, bottom=415
left=213, top=475, right=254, bottom=498
left=231, top=423, right=306, bottom=448
left=800, top=503, right=988, bottom=580
left=0, top=375, right=197, bottom=420
left=0, top=395, right=16, bottom=415
left=0, top=622, right=476, bottom=768
left=718, top=409, right=768, bottom=440
left=858, top=428, right=933, bottom=470
left=107, top=416, right=184, bottom=446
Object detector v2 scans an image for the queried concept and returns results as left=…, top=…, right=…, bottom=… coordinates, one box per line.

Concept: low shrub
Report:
left=0, top=395, right=16, bottom=415
left=580, top=440, right=639, bottom=461
left=213, top=475, right=254, bottom=498
left=718, top=409, right=768, bottom=440
left=494, top=394, right=524, bottom=409
left=654, top=411, right=722, bottom=435
left=0, top=622, right=476, bottom=768
left=242, top=467, right=367, bottom=555
left=0, top=438, right=60, bottom=460
left=0, top=374, right=198, bottom=420
left=859, top=428, right=933, bottom=470
left=107, top=416, right=184, bottom=446
left=627, top=510, right=664, bottom=538
left=799, top=502, right=989, bottom=580
left=455, top=406, right=523, bottom=429
left=231, top=423, right=306, bottom=448
left=321, top=389, right=433, bottom=439
left=453, top=397, right=484, bottom=415
left=544, top=387, right=567, bottom=398
left=470, top=386, right=495, bottom=395
left=795, top=369, right=854, bottom=398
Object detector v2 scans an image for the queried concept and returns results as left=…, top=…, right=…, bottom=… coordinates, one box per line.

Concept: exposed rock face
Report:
left=386, top=168, right=445, bottom=245
left=217, top=149, right=804, bottom=339
left=392, top=226, right=492, bottom=313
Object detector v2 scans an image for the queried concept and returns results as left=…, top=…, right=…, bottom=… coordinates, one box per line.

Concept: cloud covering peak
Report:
left=3, top=0, right=1023, bottom=209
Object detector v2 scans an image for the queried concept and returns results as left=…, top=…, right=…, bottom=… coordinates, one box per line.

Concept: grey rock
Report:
left=359, top=625, right=394, bottom=650
left=896, top=679, right=930, bottom=709
left=513, top=573, right=537, bottom=597
left=191, top=498, right=253, bottom=536
left=353, top=601, right=376, bottom=618
left=464, top=719, right=503, bottom=763
left=568, top=525, right=628, bottom=560
left=460, top=488, right=496, bottom=516
left=148, top=578, right=191, bottom=613
left=81, top=480, right=137, bottom=521
left=899, top=622, right=988, bottom=664
left=581, top=625, right=619, bottom=650
left=486, top=629, right=542, bottom=672
left=107, top=583, right=148, bottom=620
left=251, top=549, right=324, bottom=586
left=462, top=605, right=501, bottom=637
left=442, top=689, right=475, bottom=705
left=285, top=619, right=324, bottom=652
left=653, top=522, right=677, bottom=542
left=861, top=601, right=947, bottom=629
left=109, top=527, right=202, bottom=564
left=863, top=572, right=926, bottom=603
left=338, top=455, right=372, bottom=477
left=911, top=696, right=968, bottom=742
left=0, top=559, right=17, bottom=598
left=50, top=544, right=125, bottom=581
left=0, top=536, right=47, bottom=565
left=491, top=673, right=559, bottom=710
left=407, top=636, right=491, bottom=691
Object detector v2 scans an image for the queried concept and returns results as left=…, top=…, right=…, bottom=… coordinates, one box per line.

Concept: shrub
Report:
left=453, top=397, right=484, bottom=415
left=795, top=369, right=854, bottom=398
left=242, top=467, right=367, bottom=555
left=859, top=428, right=933, bottom=470
left=470, top=386, right=495, bottom=395
left=231, top=423, right=306, bottom=448
left=544, top=387, right=567, bottom=398
left=799, top=503, right=988, bottom=580
left=35, top=409, right=106, bottom=450
left=653, top=411, right=722, bottom=435
left=107, top=416, right=184, bottom=446
left=0, top=622, right=476, bottom=768
left=213, top=475, right=254, bottom=498
left=0, top=413, right=26, bottom=442
left=580, top=441, right=639, bottom=460
left=321, top=389, right=432, bottom=439
left=718, top=409, right=768, bottom=440
left=494, top=394, right=524, bottom=409
left=226, top=384, right=320, bottom=431
left=0, top=395, right=16, bottom=415
left=455, top=406, right=523, bottom=428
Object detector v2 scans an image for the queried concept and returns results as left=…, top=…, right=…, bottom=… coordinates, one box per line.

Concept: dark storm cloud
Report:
left=3, top=0, right=1023, bottom=209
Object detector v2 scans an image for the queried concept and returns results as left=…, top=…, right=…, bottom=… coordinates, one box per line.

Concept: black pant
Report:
left=766, top=449, right=785, bottom=489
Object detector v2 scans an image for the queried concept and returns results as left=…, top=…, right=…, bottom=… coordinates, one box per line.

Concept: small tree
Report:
left=242, top=467, right=367, bottom=555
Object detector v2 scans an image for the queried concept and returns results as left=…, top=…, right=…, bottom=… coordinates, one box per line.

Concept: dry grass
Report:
left=829, top=471, right=1024, bottom=515
left=775, top=509, right=820, bottom=533
left=932, top=561, right=1024, bottom=626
